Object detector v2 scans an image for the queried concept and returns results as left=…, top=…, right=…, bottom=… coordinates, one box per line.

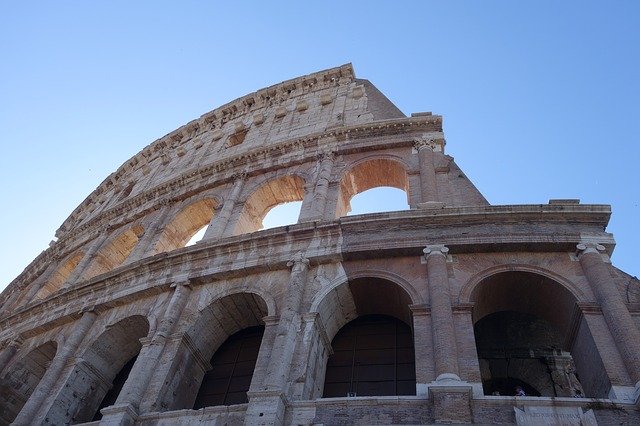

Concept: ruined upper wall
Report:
left=58, top=64, right=411, bottom=236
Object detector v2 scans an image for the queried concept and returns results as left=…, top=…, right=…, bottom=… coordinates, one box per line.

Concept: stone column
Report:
left=14, top=309, right=97, bottom=426
left=577, top=243, right=640, bottom=385
left=126, top=202, right=172, bottom=262
left=414, top=138, right=443, bottom=204
left=245, top=253, right=310, bottom=425
left=0, top=338, right=22, bottom=376
left=423, top=244, right=459, bottom=380
left=248, top=316, right=280, bottom=394
left=117, top=281, right=192, bottom=408
left=264, top=253, right=310, bottom=389
left=298, top=152, right=334, bottom=222
left=423, top=245, right=473, bottom=422
left=64, top=227, right=112, bottom=286
left=203, top=173, right=245, bottom=240
left=410, top=305, right=434, bottom=397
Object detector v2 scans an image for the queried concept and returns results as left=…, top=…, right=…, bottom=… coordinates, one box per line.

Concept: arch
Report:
left=459, top=264, right=587, bottom=305
left=35, top=250, right=85, bottom=299
left=347, top=269, right=424, bottom=306
left=192, top=283, right=278, bottom=320
left=82, top=225, right=144, bottom=279
left=470, top=271, right=601, bottom=398
left=0, top=341, right=57, bottom=424
left=313, top=276, right=415, bottom=345
left=154, top=291, right=270, bottom=411
left=153, top=198, right=217, bottom=254
left=337, top=156, right=410, bottom=217
left=233, top=174, right=306, bottom=235
left=46, top=315, right=150, bottom=423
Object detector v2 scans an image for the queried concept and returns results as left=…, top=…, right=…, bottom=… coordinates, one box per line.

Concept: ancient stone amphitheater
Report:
left=1, top=64, right=639, bottom=425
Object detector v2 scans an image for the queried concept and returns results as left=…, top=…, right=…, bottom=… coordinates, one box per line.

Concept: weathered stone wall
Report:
left=0, top=65, right=638, bottom=425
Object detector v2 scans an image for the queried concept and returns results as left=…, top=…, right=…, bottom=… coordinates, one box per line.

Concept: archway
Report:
left=35, top=250, right=84, bottom=299
left=470, top=271, right=599, bottom=397
left=45, top=315, right=150, bottom=423
left=234, top=175, right=306, bottom=235
left=153, top=198, right=216, bottom=254
left=82, top=225, right=144, bottom=279
left=0, top=341, right=57, bottom=424
left=336, top=158, right=409, bottom=217
left=317, top=277, right=416, bottom=398
left=154, top=292, right=269, bottom=411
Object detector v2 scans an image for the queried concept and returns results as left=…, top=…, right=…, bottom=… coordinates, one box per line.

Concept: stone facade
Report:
left=0, top=64, right=639, bottom=425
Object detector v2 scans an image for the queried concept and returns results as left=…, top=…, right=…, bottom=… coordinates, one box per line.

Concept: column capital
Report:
left=413, top=137, right=445, bottom=153
left=423, top=244, right=449, bottom=259
left=316, top=150, right=336, bottom=162
left=232, top=171, right=247, bottom=182
left=170, top=278, right=192, bottom=289
left=262, top=315, right=281, bottom=326
left=287, top=252, right=310, bottom=271
left=576, top=242, right=606, bottom=257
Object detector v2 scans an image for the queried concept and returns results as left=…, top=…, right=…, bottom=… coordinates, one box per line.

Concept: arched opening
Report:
left=193, top=325, right=265, bottom=407
left=0, top=341, right=57, bottom=424
left=318, top=277, right=416, bottom=398
left=154, top=198, right=216, bottom=254
left=471, top=271, right=598, bottom=397
left=46, top=315, right=149, bottom=423
left=323, top=314, right=415, bottom=397
left=347, top=187, right=409, bottom=216
left=92, top=354, right=138, bottom=420
left=82, top=225, right=144, bottom=279
left=337, top=159, right=409, bottom=217
left=234, top=175, right=306, bottom=235
left=262, top=201, right=303, bottom=230
left=35, top=250, right=84, bottom=299
left=185, top=225, right=207, bottom=247
left=154, top=292, right=269, bottom=411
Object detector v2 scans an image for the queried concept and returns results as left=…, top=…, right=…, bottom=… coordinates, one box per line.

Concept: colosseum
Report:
left=0, top=64, right=639, bottom=425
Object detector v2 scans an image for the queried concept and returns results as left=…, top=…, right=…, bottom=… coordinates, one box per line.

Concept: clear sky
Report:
left=1, top=1, right=638, bottom=292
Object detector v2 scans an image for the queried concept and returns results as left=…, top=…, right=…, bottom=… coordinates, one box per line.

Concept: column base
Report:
left=427, top=376, right=474, bottom=423
left=608, top=384, right=638, bottom=403
left=98, top=403, right=139, bottom=426
left=244, top=390, right=287, bottom=426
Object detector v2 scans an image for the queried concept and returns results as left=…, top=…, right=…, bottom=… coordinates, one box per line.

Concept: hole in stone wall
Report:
left=347, top=187, right=409, bottom=216
left=82, top=226, right=143, bottom=279
left=234, top=175, right=306, bottom=235
left=154, top=198, right=216, bottom=254
left=184, top=225, right=207, bottom=247
left=262, top=201, right=303, bottom=230
left=228, top=130, right=248, bottom=147
left=337, top=159, right=409, bottom=217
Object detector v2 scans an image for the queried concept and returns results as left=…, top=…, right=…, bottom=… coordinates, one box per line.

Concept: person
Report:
left=515, top=386, right=526, bottom=396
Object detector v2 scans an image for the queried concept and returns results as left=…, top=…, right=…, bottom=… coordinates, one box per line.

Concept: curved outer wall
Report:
left=0, top=64, right=639, bottom=425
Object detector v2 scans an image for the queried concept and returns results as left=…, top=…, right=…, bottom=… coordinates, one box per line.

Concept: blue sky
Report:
left=1, top=1, right=638, bottom=291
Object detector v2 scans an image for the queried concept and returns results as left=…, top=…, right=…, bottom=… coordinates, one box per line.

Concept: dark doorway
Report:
left=194, top=325, right=264, bottom=408
left=323, top=314, right=415, bottom=397
left=92, top=354, right=138, bottom=420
